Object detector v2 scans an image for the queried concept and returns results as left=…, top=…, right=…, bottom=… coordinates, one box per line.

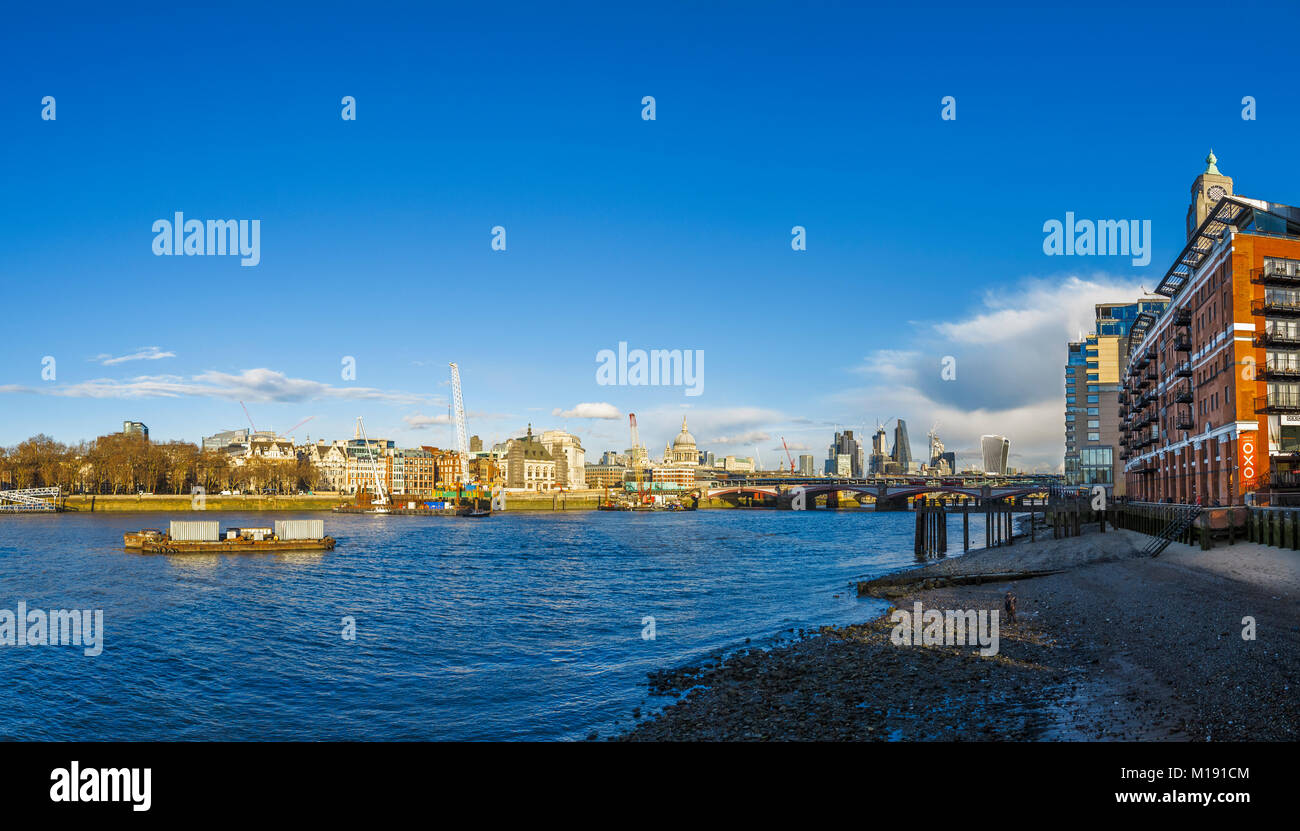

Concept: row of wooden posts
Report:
left=913, top=496, right=1091, bottom=556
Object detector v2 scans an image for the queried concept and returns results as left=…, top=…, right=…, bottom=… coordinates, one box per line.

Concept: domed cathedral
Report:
left=664, top=416, right=698, bottom=466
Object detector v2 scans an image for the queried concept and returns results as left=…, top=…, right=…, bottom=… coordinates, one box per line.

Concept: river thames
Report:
left=0, top=509, right=991, bottom=740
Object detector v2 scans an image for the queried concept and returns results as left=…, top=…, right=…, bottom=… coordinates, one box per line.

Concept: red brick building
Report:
left=1121, top=152, right=1300, bottom=504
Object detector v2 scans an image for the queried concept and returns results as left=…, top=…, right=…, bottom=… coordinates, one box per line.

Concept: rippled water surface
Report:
left=0, top=509, right=990, bottom=740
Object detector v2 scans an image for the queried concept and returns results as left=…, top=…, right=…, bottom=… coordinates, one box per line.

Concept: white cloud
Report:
left=710, top=430, right=771, bottom=446
left=91, top=346, right=176, bottom=366
left=552, top=402, right=621, bottom=419
left=403, top=413, right=452, bottom=429
left=835, top=273, right=1149, bottom=473
left=21, top=368, right=433, bottom=406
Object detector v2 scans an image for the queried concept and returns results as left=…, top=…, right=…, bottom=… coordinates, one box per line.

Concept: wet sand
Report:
left=618, top=529, right=1299, bottom=741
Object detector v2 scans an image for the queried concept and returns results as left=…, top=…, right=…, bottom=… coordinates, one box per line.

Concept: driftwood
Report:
left=857, top=569, right=1066, bottom=598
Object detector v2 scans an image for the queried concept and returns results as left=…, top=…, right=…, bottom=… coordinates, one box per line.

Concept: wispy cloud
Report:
left=8, top=368, right=434, bottom=405
left=403, top=413, right=452, bottom=429
left=710, top=430, right=771, bottom=446
left=91, top=346, right=176, bottom=366
left=552, top=402, right=621, bottom=419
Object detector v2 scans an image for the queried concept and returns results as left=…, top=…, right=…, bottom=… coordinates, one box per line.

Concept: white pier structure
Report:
left=0, top=487, right=60, bottom=512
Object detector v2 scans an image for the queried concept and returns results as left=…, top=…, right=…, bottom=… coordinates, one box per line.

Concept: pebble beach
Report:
left=619, top=529, right=1299, bottom=741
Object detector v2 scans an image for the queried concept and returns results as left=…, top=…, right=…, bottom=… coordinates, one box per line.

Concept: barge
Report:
left=124, top=520, right=336, bottom=554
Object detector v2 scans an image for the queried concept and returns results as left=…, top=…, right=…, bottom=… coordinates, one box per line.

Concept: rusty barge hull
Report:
left=133, top=537, right=337, bottom=554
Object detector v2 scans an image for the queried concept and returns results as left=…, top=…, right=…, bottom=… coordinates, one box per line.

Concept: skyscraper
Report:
left=825, top=430, right=865, bottom=477
left=891, top=420, right=912, bottom=469
left=1065, top=296, right=1168, bottom=496
left=981, top=435, right=1009, bottom=475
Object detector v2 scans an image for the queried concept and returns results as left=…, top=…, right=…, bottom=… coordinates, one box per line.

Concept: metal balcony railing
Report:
left=1172, top=336, right=1192, bottom=352
left=1174, top=388, right=1193, bottom=404
left=1173, top=361, right=1192, bottom=377
left=1255, top=391, right=1300, bottom=413
left=1173, top=308, right=1192, bottom=326
left=1250, top=266, right=1300, bottom=287
left=1270, top=469, right=1300, bottom=489
left=1255, top=330, right=1300, bottom=348
left=1252, top=298, right=1300, bottom=317
left=1261, top=359, right=1300, bottom=381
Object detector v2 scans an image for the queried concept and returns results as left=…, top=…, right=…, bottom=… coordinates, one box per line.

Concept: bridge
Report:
left=699, top=475, right=1063, bottom=510
left=0, top=487, right=60, bottom=512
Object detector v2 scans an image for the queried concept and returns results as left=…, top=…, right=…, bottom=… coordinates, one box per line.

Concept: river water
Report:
left=0, top=508, right=991, bottom=740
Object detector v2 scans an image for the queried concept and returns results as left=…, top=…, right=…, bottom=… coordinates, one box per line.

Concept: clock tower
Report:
left=1186, top=150, right=1233, bottom=240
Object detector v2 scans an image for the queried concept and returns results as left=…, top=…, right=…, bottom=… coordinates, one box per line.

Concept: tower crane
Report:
left=629, top=413, right=646, bottom=503
left=781, top=437, right=796, bottom=473
left=355, top=416, right=388, bottom=509
left=449, top=362, right=471, bottom=486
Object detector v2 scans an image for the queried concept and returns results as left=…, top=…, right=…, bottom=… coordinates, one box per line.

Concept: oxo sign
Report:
left=1239, top=435, right=1258, bottom=486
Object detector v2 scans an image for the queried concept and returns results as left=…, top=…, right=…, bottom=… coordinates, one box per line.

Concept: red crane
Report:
left=781, top=437, right=796, bottom=473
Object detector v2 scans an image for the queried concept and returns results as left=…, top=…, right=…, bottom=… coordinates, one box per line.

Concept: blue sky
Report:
left=3, top=0, right=1299, bottom=470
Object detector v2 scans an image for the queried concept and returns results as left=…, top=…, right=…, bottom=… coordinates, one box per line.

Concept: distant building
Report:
left=891, top=421, right=913, bottom=468
left=540, top=430, right=586, bottom=488
left=303, top=440, right=349, bottom=491
left=981, top=435, right=1010, bottom=475
left=469, top=435, right=483, bottom=453
left=202, top=428, right=249, bottom=454
left=720, top=456, right=754, bottom=473
left=869, top=425, right=889, bottom=474
left=932, top=451, right=956, bottom=476
left=504, top=426, right=556, bottom=491
left=122, top=421, right=149, bottom=440
left=585, top=463, right=627, bottom=489
left=826, top=430, right=864, bottom=477
left=798, top=454, right=816, bottom=475
left=601, top=450, right=630, bottom=466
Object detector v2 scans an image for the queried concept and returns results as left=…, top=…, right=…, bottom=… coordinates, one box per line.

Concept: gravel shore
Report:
left=618, top=529, right=1299, bottom=741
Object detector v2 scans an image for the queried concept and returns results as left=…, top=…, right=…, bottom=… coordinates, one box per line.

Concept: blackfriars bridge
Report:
left=696, top=475, right=1063, bottom=510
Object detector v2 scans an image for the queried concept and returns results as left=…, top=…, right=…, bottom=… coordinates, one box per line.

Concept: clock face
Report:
left=1208, top=185, right=1226, bottom=202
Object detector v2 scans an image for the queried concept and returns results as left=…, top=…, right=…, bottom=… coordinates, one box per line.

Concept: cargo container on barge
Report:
left=124, top=520, right=336, bottom=554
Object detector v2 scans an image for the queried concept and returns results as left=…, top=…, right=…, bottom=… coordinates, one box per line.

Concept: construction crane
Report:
left=355, top=416, right=388, bottom=508
left=628, top=413, right=645, bottom=504
left=240, top=401, right=258, bottom=433
left=781, top=437, right=796, bottom=473
left=285, top=416, right=315, bottom=437
left=449, top=362, right=471, bottom=486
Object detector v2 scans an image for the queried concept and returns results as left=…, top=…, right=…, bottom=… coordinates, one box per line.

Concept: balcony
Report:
left=1252, top=298, right=1300, bottom=317
left=1255, top=390, right=1300, bottom=413
left=1173, top=388, right=1194, bottom=404
left=1172, top=336, right=1192, bottom=352
left=1250, top=266, right=1300, bottom=287
left=1270, top=469, right=1300, bottom=489
left=1261, top=359, right=1300, bottom=381
left=1173, top=361, right=1192, bottom=378
left=1173, top=307, right=1192, bottom=327
left=1255, top=329, right=1300, bottom=348
left=1174, top=413, right=1195, bottom=430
